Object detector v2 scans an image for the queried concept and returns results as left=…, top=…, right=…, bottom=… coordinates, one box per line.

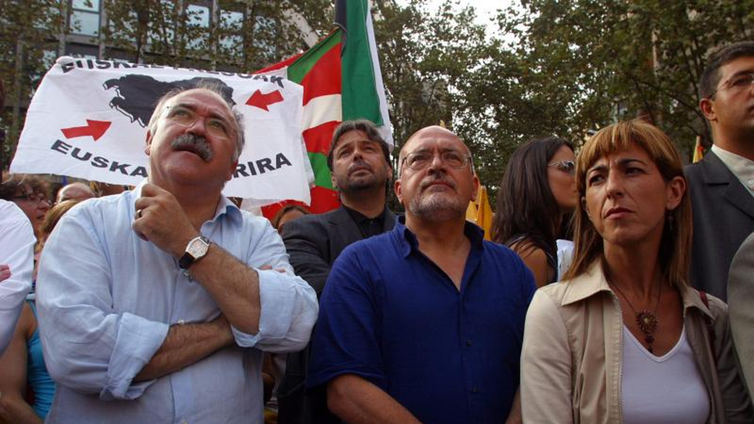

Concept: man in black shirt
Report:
left=278, top=119, right=395, bottom=424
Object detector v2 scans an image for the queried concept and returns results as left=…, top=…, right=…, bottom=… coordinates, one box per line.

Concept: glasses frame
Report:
left=400, top=150, right=472, bottom=174
left=12, top=192, right=50, bottom=205
left=709, top=71, right=754, bottom=99
left=163, top=105, right=233, bottom=140
left=548, top=160, right=576, bottom=176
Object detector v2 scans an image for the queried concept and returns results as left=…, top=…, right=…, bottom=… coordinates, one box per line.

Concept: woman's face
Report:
left=277, top=209, right=306, bottom=233
left=12, top=186, right=51, bottom=231
left=583, top=143, right=684, bottom=248
left=547, top=145, right=578, bottom=213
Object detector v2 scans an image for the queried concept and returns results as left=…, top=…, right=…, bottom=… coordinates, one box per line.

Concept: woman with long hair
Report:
left=492, top=136, right=577, bottom=287
left=520, top=120, right=752, bottom=423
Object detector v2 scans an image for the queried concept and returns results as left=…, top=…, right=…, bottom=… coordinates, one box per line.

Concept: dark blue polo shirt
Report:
left=307, top=217, right=536, bottom=424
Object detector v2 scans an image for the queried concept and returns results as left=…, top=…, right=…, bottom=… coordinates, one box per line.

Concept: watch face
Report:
left=187, top=237, right=209, bottom=258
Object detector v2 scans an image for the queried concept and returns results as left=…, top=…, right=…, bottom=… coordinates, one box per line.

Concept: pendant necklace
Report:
left=611, top=281, right=663, bottom=353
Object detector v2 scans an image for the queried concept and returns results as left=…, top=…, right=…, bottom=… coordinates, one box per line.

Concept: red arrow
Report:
left=246, top=90, right=284, bottom=111
left=61, top=120, right=112, bottom=141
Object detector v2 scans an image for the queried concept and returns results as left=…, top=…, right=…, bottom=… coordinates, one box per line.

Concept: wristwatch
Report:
left=179, top=236, right=211, bottom=269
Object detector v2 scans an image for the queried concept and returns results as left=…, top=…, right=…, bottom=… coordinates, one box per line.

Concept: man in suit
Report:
left=278, top=119, right=395, bottom=424
left=729, top=231, right=754, bottom=403
left=686, top=41, right=754, bottom=300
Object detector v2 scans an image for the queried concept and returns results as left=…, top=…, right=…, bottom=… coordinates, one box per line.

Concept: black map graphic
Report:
left=103, top=76, right=236, bottom=128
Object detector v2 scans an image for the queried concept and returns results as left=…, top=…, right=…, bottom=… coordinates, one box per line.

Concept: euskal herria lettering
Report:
left=50, top=139, right=293, bottom=179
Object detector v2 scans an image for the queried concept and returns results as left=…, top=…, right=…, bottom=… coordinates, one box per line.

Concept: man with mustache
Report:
left=35, top=85, right=318, bottom=424
left=278, top=119, right=395, bottom=424
left=307, top=126, right=535, bottom=424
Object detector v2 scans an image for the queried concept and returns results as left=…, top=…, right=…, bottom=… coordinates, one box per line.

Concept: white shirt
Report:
left=37, top=182, right=318, bottom=424
left=0, top=199, right=35, bottom=355
left=711, top=145, right=754, bottom=195
left=622, top=326, right=710, bottom=424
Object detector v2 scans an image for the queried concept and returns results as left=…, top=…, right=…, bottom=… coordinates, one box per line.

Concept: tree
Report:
left=0, top=0, right=65, bottom=171
left=492, top=0, right=754, bottom=159
left=0, top=0, right=335, bottom=170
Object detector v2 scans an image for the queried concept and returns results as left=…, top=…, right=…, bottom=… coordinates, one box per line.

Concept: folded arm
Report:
left=328, top=374, right=422, bottom=424
left=134, top=314, right=233, bottom=382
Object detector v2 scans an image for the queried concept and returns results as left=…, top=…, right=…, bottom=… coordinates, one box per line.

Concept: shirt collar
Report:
left=342, top=204, right=387, bottom=224
left=395, top=215, right=485, bottom=258
left=131, top=179, right=242, bottom=226
left=562, top=260, right=714, bottom=319
left=711, top=145, right=754, bottom=195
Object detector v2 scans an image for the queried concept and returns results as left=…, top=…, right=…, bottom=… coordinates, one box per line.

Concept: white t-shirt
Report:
left=622, top=326, right=710, bottom=424
left=0, top=199, right=36, bottom=354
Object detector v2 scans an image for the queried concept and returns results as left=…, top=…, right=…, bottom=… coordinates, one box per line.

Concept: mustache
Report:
left=420, top=175, right=455, bottom=190
left=348, top=160, right=372, bottom=174
left=171, top=133, right=214, bottom=162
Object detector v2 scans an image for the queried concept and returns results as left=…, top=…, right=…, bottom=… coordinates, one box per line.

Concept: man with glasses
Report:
left=686, top=41, right=754, bottom=301
left=35, top=85, right=318, bottom=424
left=307, top=126, right=535, bottom=424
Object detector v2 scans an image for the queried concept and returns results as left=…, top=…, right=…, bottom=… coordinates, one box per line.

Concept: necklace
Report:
left=611, top=281, right=663, bottom=353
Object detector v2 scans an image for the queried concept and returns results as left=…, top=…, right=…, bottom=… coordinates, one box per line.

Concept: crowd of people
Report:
left=0, top=40, right=753, bottom=424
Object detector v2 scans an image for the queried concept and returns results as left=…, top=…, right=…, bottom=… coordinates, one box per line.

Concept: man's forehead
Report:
left=720, top=56, right=754, bottom=77
left=404, top=129, right=467, bottom=154
left=166, top=89, right=232, bottom=113
left=337, top=130, right=373, bottom=144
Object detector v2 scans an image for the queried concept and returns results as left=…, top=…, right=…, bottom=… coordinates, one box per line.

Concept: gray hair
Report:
left=148, top=82, right=246, bottom=161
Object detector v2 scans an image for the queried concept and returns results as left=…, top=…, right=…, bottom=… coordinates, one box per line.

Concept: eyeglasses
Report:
left=13, top=192, right=50, bottom=205
left=548, top=160, right=576, bottom=175
left=164, top=105, right=233, bottom=139
left=711, top=71, right=754, bottom=98
left=401, top=150, right=472, bottom=171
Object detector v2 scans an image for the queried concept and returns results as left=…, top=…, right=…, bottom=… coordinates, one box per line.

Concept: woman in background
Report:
left=0, top=172, right=51, bottom=240
left=0, top=200, right=79, bottom=424
left=272, top=204, right=310, bottom=235
left=520, top=120, right=752, bottom=423
left=492, top=137, right=577, bottom=286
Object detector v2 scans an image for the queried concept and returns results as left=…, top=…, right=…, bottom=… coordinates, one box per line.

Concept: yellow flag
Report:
left=693, top=136, right=705, bottom=163
left=466, top=185, right=494, bottom=240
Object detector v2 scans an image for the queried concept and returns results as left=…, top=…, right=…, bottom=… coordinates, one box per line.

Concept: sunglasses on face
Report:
left=548, top=160, right=576, bottom=175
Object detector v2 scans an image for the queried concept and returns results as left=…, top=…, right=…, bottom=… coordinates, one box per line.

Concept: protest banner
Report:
left=11, top=57, right=312, bottom=206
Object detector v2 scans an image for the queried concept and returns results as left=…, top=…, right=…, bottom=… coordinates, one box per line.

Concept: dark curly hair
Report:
left=0, top=172, right=50, bottom=202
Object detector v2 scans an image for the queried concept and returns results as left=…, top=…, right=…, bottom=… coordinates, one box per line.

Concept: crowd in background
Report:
left=0, top=41, right=753, bottom=424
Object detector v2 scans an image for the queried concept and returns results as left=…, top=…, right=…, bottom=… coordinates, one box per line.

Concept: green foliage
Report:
left=0, top=0, right=64, bottom=168
left=495, top=0, right=754, bottom=158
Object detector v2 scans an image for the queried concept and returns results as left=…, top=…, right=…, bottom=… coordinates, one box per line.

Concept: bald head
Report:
left=399, top=126, right=473, bottom=176
left=395, top=125, right=479, bottom=223
left=57, top=182, right=96, bottom=203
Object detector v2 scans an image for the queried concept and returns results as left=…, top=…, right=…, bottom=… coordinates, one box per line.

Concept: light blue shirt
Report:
left=36, top=182, right=318, bottom=424
left=0, top=200, right=35, bottom=355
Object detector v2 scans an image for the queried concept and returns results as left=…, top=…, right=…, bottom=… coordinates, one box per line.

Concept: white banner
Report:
left=11, top=57, right=311, bottom=206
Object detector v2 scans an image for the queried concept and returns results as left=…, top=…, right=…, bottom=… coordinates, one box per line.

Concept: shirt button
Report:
left=178, top=319, right=185, bottom=325
left=472, top=387, right=479, bottom=393
left=466, top=339, right=472, bottom=347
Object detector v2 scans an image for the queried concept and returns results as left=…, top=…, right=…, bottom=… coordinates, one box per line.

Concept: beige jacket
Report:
left=521, top=262, right=753, bottom=424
